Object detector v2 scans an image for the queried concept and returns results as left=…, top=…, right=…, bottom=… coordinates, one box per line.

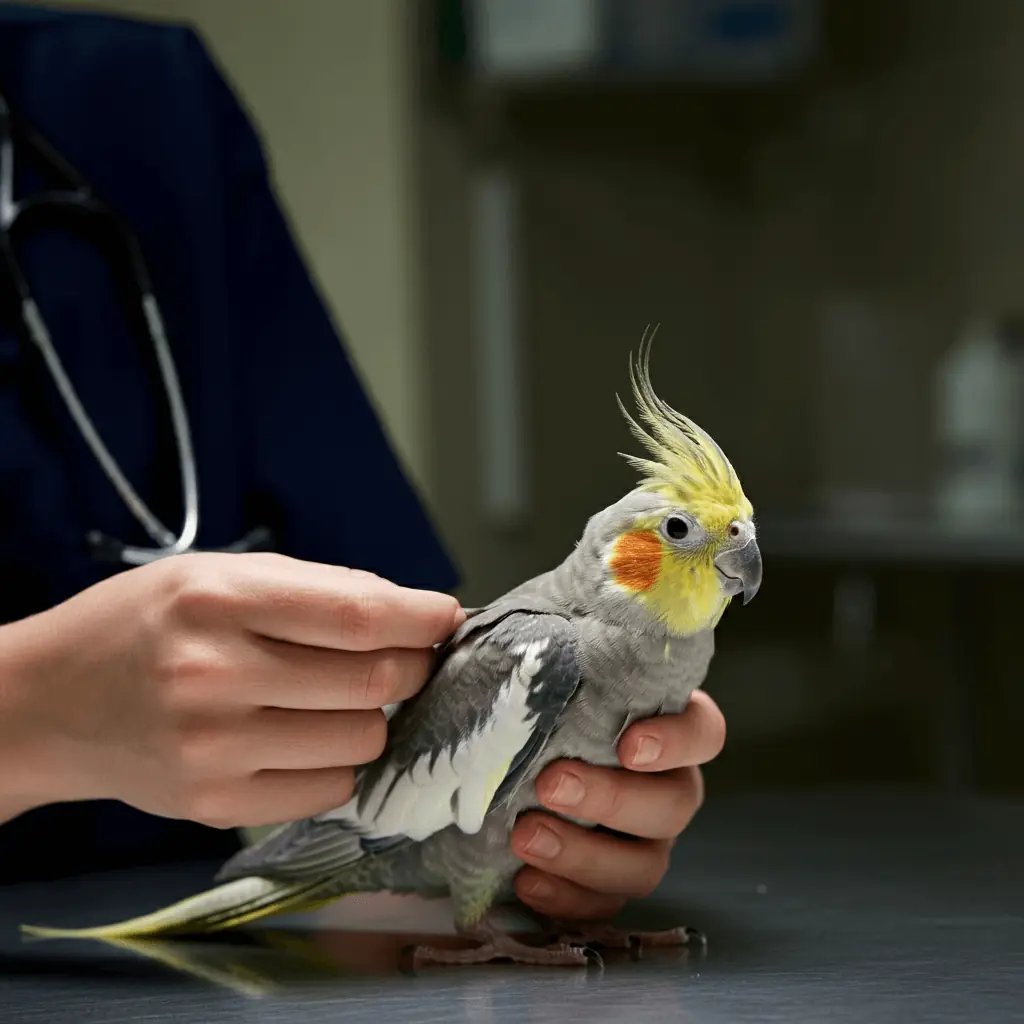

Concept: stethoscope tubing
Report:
left=0, top=90, right=260, bottom=565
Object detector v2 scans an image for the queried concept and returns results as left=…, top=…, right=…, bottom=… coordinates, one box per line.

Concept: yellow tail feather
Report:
left=20, top=876, right=344, bottom=942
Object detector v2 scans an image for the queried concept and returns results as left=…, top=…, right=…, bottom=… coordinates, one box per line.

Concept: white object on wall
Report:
left=468, top=0, right=818, bottom=82
left=471, top=0, right=599, bottom=76
left=934, top=317, right=1024, bottom=527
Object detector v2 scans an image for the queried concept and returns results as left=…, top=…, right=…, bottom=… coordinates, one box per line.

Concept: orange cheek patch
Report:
left=610, top=531, right=663, bottom=592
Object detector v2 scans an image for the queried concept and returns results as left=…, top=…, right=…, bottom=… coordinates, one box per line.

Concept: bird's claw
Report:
left=552, top=924, right=705, bottom=960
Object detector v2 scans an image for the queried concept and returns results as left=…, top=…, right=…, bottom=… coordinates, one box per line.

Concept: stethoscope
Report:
left=0, top=89, right=270, bottom=565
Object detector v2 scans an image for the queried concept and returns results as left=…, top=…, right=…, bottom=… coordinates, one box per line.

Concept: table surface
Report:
left=2, top=787, right=1022, bottom=1023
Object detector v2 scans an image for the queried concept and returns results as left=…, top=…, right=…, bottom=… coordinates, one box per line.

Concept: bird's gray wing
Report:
left=215, top=609, right=581, bottom=884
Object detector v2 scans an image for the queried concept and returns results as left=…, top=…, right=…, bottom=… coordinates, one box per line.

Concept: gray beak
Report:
left=714, top=539, right=762, bottom=606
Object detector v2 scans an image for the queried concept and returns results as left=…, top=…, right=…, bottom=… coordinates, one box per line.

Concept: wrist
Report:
left=0, top=611, right=96, bottom=821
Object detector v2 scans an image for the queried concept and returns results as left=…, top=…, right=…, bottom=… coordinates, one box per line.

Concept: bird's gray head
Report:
left=567, top=332, right=761, bottom=637
left=570, top=489, right=761, bottom=637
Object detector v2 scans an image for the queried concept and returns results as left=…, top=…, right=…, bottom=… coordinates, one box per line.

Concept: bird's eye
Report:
left=664, top=516, right=690, bottom=541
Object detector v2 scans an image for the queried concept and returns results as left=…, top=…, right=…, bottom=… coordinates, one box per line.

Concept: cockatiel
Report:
left=22, top=330, right=762, bottom=968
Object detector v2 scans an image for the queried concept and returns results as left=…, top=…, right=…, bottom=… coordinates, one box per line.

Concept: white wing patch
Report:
left=316, top=639, right=550, bottom=843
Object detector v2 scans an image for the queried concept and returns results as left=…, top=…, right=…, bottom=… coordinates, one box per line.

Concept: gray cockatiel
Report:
left=22, top=332, right=762, bottom=967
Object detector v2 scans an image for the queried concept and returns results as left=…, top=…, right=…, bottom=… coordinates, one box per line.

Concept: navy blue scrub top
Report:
left=0, top=4, right=459, bottom=882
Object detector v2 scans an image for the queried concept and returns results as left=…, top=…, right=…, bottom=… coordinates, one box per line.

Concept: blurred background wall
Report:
left=413, top=0, right=1024, bottom=799
left=29, top=0, right=1024, bottom=799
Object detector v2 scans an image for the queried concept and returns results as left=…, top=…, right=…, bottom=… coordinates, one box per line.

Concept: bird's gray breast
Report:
left=495, top=620, right=715, bottom=823
left=420, top=619, right=715, bottom=896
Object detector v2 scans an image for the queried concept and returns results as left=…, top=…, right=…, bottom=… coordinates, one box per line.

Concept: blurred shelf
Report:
left=757, top=514, right=1024, bottom=567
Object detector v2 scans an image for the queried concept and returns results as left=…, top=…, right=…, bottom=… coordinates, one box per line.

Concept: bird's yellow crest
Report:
left=609, top=326, right=756, bottom=635
left=617, top=325, right=752, bottom=521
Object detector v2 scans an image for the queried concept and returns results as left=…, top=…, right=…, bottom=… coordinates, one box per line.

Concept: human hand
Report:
left=509, top=690, right=726, bottom=920
left=0, top=553, right=462, bottom=828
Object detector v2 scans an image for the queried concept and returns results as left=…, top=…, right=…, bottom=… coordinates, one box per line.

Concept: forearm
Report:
left=0, top=611, right=83, bottom=823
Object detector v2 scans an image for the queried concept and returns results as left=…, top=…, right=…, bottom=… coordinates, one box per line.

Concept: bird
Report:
left=22, top=327, right=762, bottom=968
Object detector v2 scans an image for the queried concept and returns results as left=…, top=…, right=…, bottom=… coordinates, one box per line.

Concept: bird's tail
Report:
left=20, top=875, right=342, bottom=941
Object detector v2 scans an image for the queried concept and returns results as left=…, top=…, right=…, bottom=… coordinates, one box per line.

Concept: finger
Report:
left=238, top=640, right=435, bottom=711
left=510, top=813, right=671, bottom=898
left=514, top=868, right=627, bottom=921
left=196, top=554, right=465, bottom=651
left=242, top=707, right=388, bottom=770
left=186, top=709, right=388, bottom=773
left=213, top=766, right=357, bottom=828
left=618, top=689, right=726, bottom=772
left=269, top=578, right=463, bottom=651
left=534, top=762, right=703, bottom=840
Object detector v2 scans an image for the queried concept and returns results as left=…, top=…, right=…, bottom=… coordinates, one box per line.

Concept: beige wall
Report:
left=29, top=0, right=430, bottom=496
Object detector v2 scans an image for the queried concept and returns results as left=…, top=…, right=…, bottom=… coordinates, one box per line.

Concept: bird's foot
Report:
left=550, top=923, right=706, bottom=958
left=411, top=926, right=600, bottom=969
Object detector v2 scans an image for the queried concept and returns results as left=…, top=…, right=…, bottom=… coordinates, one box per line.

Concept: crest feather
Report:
left=616, top=325, right=748, bottom=510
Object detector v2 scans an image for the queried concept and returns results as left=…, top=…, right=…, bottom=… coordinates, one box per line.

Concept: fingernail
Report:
left=631, top=735, right=662, bottom=767
left=524, top=824, right=563, bottom=860
left=547, top=771, right=586, bottom=808
left=524, top=877, right=556, bottom=901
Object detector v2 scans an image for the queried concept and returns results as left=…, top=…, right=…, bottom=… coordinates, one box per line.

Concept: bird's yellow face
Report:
left=607, top=327, right=761, bottom=636
left=607, top=496, right=759, bottom=636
